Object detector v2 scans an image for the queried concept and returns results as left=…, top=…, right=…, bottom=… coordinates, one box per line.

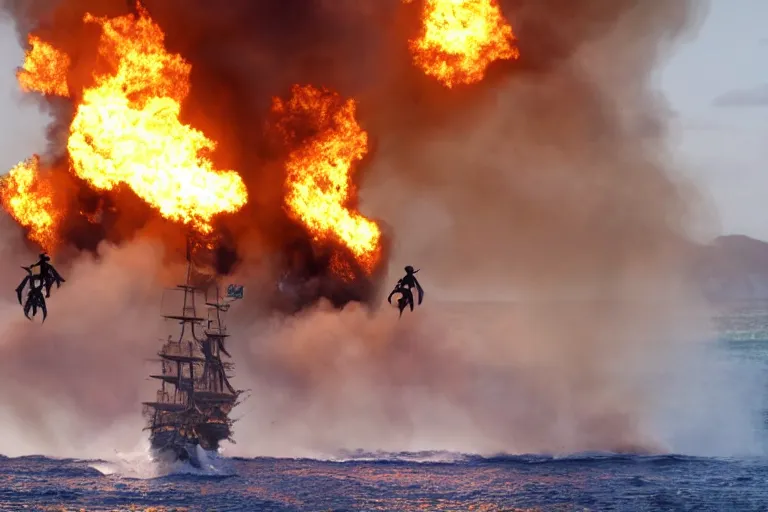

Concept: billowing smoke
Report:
left=0, top=0, right=764, bottom=460
left=0, top=0, right=396, bottom=309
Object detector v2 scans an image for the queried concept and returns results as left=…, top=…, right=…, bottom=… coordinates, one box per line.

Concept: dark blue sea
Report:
left=3, top=451, right=768, bottom=512
left=3, top=302, right=768, bottom=512
left=1, top=451, right=768, bottom=512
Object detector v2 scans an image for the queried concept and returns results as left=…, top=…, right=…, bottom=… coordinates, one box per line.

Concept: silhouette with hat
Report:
left=29, top=252, right=65, bottom=298
left=387, top=265, right=425, bottom=317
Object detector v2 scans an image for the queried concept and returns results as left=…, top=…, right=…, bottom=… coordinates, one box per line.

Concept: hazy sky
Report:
left=659, top=0, right=768, bottom=240
left=0, top=1, right=765, bottom=241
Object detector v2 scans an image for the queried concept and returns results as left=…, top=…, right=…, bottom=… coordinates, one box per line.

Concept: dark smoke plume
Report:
left=1, top=0, right=396, bottom=310
left=1, top=0, right=764, bottom=460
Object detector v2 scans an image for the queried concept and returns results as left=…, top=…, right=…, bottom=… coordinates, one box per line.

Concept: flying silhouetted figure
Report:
left=29, top=252, right=65, bottom=298
left=387, top=265, right=425, bottom=317
left=16, top=266, right=48, bottom=322
left=15, top=253, right=66, bottom=322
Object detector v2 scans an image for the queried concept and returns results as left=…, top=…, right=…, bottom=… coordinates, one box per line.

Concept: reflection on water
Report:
left=2, top=452, right=768, bottom=511
left=714, top=300, right=768, bottom=341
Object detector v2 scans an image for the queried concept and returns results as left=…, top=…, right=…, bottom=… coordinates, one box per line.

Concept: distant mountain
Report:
left=692, top=235, right=768, bottom=302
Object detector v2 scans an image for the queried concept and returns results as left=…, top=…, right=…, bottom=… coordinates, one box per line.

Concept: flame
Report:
left=3, top=5, right=248, bottom=242
left=16, top=35, right=70, bottom=97
left=272, top=85, right=381, bottom=272
left=65, top=6, right=247, bottom=234
left=329, top=252, right=356, bottom=282
left=406, top=0, right=519, bottom=88
left=0, top=156, right=59, bottom=251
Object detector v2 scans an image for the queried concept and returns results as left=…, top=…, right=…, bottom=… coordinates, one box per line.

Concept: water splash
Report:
left=89, top=441, right=235, bottom=478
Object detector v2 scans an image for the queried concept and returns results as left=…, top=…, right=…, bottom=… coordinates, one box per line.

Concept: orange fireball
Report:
left=0, top=156, right=59, bottom=251
left=3, top=4, right=248, bottom=247
left=406, top=0, right=520, bottom=88
left=272, top=85, right=381, bottom=273
left=16, top=35, right=70, bottom=97
left=67, top=6, right=248, bottom=234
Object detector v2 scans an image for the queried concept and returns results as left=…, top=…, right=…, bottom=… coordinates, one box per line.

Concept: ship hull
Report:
left=149, top=423, right=230, bottom=468
left=149, top=429, right=200, bottom=468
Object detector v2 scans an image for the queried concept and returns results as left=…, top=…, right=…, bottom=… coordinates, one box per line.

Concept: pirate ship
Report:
left=142, top=243, right=242, bottom=467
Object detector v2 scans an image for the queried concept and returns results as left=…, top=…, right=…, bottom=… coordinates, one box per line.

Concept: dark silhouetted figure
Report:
left=16, top=267, right=48, bottom=322
left=29, top=252, right=65, bottom=298
left=387, top=266, right=425, bottom=317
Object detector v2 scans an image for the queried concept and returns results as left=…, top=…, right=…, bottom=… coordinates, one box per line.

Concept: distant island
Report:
left=692, top=235, right=768, bottom=302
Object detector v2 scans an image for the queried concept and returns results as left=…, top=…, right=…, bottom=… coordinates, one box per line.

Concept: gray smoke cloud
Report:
left=0, top=0, right=764, bottom=461
left=223, top=0, right=763, bottom=458
left=0, top=217, right=181, bottom=458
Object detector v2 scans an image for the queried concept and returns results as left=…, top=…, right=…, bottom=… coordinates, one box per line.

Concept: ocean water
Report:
left=2, top=451, right=768, bottom=511
left=3, top=302, right=768, bottom=512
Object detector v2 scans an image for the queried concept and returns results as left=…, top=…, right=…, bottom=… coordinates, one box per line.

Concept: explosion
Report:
left=2, top=1, right=387, bottom=309
left=5, top=4, right=248, bottom=246
left=0, top=0, right=717, bottom=463
left=0, top=0, right=513, bottom=299
left=406, top=0, right=520, bottom=88
left=16, top=35, right=70, bottom=97
left=272, top=85, right=382, bottom=274
left=0, top=156, right=59, bottom=251
left=67, top=7, right=247, bottom=234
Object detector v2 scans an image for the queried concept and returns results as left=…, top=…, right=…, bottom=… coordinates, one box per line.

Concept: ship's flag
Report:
left=226, top=284, right=244, bottom=300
